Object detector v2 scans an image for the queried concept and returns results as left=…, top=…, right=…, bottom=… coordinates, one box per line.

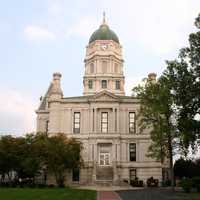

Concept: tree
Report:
left=162, top=14, right=200, bottom=154
left=45, top=134, right=82, bottom=187
left=0, top=135, right=17, bottom=182
left=174, top=157, right=200, bottom=179
left=133, top=76, right=175, bottom=187
left=132, top=13, right=200, bottom=188
left=16, top=134, right=44, bottom=180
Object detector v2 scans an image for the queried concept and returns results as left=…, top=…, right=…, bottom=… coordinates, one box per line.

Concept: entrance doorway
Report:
left=72, top=168, right=80, bottom=182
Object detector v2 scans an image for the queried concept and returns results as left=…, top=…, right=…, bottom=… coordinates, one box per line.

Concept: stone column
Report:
left=94, top=108, right=97, bottom=133
left=117, top=108, right=120, bottom=133
left=112, top=108, right=115, bottom=133
left=113, top=142, right=119, bottom=185
left=92, top=143, right=97, bottom=183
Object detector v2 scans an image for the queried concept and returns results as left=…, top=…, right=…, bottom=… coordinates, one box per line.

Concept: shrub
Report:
left=123, top=179, right=128, bottom=184
left=162, top=179, right=171, bottom=187
left=48, top=184, right=55, bottom=188
left=130, top=177, right=144, bottom=187
left=180, top=178, right=193, bottom=193
left=192, top=177, right=200, bottom=192
left=147, top=177, right=159, bottom=187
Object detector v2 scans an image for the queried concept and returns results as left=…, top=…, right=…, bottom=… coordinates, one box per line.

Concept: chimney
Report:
left=148, top=73, right=157, bottom=84
left=50, top=72, right=63, bottom=97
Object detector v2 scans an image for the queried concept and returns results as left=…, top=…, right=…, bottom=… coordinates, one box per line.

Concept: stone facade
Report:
left=36, top=17, right=168, bottom=186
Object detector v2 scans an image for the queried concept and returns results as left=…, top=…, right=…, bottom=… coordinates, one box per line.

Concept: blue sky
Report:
left=0, top=0, right=200, bottom=136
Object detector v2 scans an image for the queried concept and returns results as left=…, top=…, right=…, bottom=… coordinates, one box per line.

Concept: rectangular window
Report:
left=129, top=143, right=136, bottom=161
left=73, top=112, right=80, bottom=133
left=101, top=112, right=108, bottom=133
left=130, top=168, right=136, bottom=180
left=129, top=112, right=136, bottom=133
left=116, top=80, right=120, bottom=90
left=102, top=80, right=107, bottom=89
left=88, top=80, right=93, bottom=89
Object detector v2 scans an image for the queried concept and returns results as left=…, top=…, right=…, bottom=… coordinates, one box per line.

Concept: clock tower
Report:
left=83, top=14, right=125, bottom=96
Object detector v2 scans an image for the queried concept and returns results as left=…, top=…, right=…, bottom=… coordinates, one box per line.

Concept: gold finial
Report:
left=102, top=11, right=106, bottom=24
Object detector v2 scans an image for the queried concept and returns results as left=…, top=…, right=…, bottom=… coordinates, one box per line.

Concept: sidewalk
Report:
left=73, top=185, right=142, bottom=191
left=97, top=191, right=121, bottom=200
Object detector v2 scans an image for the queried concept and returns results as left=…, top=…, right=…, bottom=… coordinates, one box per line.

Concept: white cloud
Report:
left=125, top=76, right=144, bottom=96
left=99, top=0, right=200, bottom=55
left=24, top=25, right=56, bottom=41
left=0, top=87, right=36, bottom=136
left=66, top=17, right=98, bottom=38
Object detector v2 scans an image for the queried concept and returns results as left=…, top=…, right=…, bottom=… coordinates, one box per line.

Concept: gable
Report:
left=89, top=90, right=120, bottom=102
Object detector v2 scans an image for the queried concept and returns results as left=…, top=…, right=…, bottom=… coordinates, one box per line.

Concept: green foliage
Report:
left=146, top=177, right=159, bottom=187
left=130, top=177, right=144, bottom=187
left=132, top=77, right=175, bottom=187
left=0, top=133, right=82, bottom=187
left=180, top=178, right=193, bottom=193
left=132, top=13, right=200, bottom=188
left=45, top=134, right=82, bottom=187
left=0, top=188, right=96, bottom=200
left=192, top=177, right=200, bottom=192
left=132, top=79, right=173, bottom=162
left=174, top=158, right=200, bottom=179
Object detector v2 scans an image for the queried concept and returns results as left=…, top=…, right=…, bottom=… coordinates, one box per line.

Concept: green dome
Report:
left=89, top=24, right=119, bottom=44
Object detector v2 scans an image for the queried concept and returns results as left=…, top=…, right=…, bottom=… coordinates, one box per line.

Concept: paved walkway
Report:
left=98, top=191, right=121, bottom=200
left=73, top=185, right=140, bottom=191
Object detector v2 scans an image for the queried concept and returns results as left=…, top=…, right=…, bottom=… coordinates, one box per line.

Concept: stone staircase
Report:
left=96, top=166, right=113, bottom=181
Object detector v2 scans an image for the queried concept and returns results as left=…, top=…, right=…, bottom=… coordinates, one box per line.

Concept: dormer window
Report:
left=102, top=80, right=107, bottom=89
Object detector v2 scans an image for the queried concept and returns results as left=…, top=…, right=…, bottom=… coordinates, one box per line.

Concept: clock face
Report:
left=101, top=44, right=108, bottom=50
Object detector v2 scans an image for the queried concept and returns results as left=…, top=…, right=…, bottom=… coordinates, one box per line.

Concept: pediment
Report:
left=89, top=90, right=120, bottom=102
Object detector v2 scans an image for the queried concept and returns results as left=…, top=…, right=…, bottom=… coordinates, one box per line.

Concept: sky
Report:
left=0, top=0, right=200, bottom=137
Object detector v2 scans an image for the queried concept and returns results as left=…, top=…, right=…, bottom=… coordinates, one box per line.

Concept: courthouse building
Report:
left=36, top=15, right=167, bottom=185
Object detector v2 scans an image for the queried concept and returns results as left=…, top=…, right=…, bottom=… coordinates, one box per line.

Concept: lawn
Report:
left=0, top=188, right=96, bottom=200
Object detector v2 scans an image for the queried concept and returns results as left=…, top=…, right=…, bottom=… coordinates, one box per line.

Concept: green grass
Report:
left=0, top=188, right=96, bottom=200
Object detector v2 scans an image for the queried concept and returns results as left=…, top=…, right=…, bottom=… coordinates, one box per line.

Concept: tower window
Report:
left=102, top=80, right=107, bottom=89
left=90, top=63, right=94, bottom=73
left=116, top=80, right=120, bottom=90
left=102, top=61, right=107, bottom=73
left=73, top=112, right=80, bottom=133
left=101, top=112, right=108, bottom=133
left=129, top=112, right=136, bottom=133
left=88, top=80, right=93, bottom=89
left=129, top=143, right=136, bottom=161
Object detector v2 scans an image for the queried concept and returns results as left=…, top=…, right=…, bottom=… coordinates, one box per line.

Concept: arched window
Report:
left=90, top=63, right=94, bottom=73
left=102, top=61, right=107, bottom=73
